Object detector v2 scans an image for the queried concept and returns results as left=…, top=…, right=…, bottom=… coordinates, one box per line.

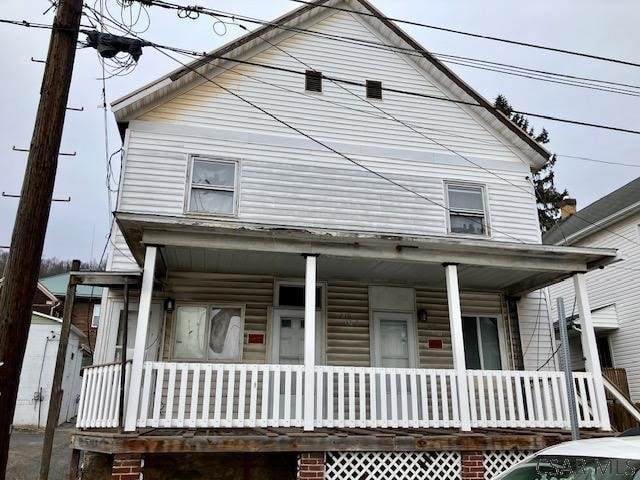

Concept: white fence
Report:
left=76, top=362, right=604, bottom=431
left=76, top=362, right=130, bottom=428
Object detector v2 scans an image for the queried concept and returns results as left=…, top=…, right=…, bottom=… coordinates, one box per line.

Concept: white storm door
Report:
left=272, top=309, right=323, bottom=365
left=373, top=311, right=417, bottom=368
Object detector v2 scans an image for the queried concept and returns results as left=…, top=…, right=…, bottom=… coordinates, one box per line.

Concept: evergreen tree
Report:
left=494, top=95, right=568, bottom=232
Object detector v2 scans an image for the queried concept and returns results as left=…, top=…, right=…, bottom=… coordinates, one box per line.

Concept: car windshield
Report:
left=496, top=455, right=640, bottom=480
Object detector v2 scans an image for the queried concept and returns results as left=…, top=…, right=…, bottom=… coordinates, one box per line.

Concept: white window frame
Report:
left=91, top=303, right=101, bottom=328
left=170, top=303, right=246, bottom=363
left=462, top=314, right=508, bottom=370
left=444, top=181, right=490, bottom=237
left=185, top=155, right=240, bottom=216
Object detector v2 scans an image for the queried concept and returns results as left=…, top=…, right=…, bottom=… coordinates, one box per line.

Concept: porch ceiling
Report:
left=117, top=213, right=618, bottom=296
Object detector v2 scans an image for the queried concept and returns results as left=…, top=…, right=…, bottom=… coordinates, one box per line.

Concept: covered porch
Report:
left=78, top=216, right=618, bottom=434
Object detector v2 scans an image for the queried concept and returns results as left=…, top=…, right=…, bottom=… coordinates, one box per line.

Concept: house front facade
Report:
left=73, top=1, right=619, bottom=479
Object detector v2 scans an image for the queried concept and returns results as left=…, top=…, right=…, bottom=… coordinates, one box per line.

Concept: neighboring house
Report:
left=40, top=272, right=104, bottom=353
left=0, top=278, right=63, bottom=317
left=12, top=311, right=84, bottom=428
left=71, top=1, right=621, bottom=479
left=545, top=178, right=640, bottom=404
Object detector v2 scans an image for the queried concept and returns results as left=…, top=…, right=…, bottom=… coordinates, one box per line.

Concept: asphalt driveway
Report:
left=7, top=426, right=73, bottom=480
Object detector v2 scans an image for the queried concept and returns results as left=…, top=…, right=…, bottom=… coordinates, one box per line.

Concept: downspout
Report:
left=36, top=331, right=58, bottom=428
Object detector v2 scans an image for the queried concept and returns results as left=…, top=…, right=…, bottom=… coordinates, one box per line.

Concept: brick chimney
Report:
left=559, top=198, right=577, bottom=220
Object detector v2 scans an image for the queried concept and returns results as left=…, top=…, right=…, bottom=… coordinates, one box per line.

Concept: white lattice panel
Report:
left=483, top=450, right=533, bottom=479
left=325, top=451, right=461, bottom=480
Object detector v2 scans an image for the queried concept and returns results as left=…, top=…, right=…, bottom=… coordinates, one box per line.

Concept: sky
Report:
left=1, top=0, right=639, bottom=261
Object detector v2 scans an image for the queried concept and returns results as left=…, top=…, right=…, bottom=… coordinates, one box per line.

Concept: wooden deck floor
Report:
left=71, top=427, right=611, bottom=454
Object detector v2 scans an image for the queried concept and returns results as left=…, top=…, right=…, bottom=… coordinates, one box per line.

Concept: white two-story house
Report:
left=71, top=1, right=620, bottom=479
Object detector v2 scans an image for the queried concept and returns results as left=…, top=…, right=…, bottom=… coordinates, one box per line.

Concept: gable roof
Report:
left=111, top=0, right=550, bottom=169
left=543, top=176, right=640, bottom=245
left=0, top=277, right=60, bottom=305
left=31, top=311, right=84, bottom=338
left=40, top=272, right=104, bottom=298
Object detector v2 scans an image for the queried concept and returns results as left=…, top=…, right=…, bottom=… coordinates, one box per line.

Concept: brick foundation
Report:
left=298, top=452, right=325, bottom=480
left=111, top=453, right=142, bottom=480
left=461, top=451, right=484, bottom=480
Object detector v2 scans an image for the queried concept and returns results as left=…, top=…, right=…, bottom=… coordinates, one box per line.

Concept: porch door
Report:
left=373, top=311, right=417, bottom=421
left=272, top=309, right=322, bottom=421
left=272, top=309, right=323, bottom=365
left=373, top=311, right=417, bottom=368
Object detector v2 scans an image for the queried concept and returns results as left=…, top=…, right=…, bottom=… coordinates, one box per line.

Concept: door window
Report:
left=278, top=317, right=305, bottom=364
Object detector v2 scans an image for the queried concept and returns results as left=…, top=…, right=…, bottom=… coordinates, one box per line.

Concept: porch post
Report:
left=124, top=245, right=157, bottom=432
left=444, top=263, right=471, bottom=431
left=573, top=273, right=611, bottom=431
left=303, top=254, right=317, bottom=431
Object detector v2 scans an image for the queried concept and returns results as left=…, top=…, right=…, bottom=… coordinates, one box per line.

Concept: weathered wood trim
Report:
left=70, top=428, right=602, bottom=455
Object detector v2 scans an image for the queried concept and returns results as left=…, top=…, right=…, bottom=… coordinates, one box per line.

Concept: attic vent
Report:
left=305, top=70, right=322, bottom=92
left=366, top=80, right=382, bottom=99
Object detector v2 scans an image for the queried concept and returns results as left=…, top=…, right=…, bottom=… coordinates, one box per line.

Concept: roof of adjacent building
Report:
left=40, top=273, right=104, bottom=298
left=110, top=0, right=551, bottom=169
left=543, top=176, right=640, bottom=245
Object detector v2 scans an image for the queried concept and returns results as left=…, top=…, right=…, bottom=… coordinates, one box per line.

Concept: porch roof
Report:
left=116, top=213, right=618, bottom=296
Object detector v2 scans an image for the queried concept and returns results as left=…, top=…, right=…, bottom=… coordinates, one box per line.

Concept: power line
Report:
left=125, top=0, right=640, bottom=98
left=555, top=154, right=640, bottom=168
left=8, top=13, right=640, bottom=135
left=288, top=0, right=640, bottom=69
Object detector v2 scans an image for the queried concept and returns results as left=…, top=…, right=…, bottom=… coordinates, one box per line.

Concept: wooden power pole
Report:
left=0, top=0, right=83, bottom=477
left=39, top=259, right=80, bottom=480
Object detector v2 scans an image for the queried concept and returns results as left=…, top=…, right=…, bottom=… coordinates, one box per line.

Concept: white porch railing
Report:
left=76, top=363, right=605, bottom=431
left=76, top=362, right=130, bottom=428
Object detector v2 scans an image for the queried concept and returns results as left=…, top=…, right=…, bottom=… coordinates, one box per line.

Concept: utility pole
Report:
left=39, top=260, right=80, bottom=480
left=557, top=297, right=580, bottom=440
left=0, top=0, right=83, bottom=477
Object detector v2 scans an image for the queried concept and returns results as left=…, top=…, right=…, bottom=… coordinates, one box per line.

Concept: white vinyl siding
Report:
left=518, top=291, right=555, bottom=372
left=547, top=213, right=640, bottom=401
left=115, top=9, right=541, bottom=244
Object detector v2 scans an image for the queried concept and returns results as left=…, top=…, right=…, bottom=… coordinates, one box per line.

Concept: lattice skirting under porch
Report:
left=325, top=451, right=462, bottom=480
left=483, top=450, right=534, bottom=479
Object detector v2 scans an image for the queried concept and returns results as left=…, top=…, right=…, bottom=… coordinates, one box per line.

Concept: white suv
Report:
left=494, top=435, right=640, bottom=479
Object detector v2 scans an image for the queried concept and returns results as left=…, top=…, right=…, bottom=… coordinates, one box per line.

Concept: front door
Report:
left=272, top=309, right=323, bottom=364
left=373, top=311, right=417, bottom=368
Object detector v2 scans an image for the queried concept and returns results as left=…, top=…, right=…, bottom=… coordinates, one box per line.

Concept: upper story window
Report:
left=187, top=157, right=238, bottom=215
left=305, top=70, right=322, bottom=92
left=446, top=183, right=488, bottom=236
left=366, top=80, right=382, bottom=99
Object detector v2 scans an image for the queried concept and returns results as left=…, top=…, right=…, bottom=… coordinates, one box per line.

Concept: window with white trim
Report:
left=446, top=183, right=488, bottom=235
left=91, top=304, right=101, bottom=328
left=187, top=157, right=238, bottom=214
left=462, top=316, right=502, bottom=370
left=172, top=305, right=244, bottom=362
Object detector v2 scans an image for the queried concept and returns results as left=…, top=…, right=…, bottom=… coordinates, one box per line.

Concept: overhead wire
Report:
left=126, top=0, right=640, bottom=98
left=288, top=0, right=640, bottom=69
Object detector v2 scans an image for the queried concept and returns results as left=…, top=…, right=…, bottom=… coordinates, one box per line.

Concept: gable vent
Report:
left=366, top=80, right=382, bottom=99
left=305, top=70, right=322, bottom=92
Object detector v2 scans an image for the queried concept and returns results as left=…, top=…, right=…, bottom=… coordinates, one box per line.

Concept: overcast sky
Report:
left=1, top=0, right=639, bottom=261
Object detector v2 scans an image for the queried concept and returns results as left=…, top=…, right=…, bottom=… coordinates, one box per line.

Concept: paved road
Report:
left=7, top=426, right=73, bottom=480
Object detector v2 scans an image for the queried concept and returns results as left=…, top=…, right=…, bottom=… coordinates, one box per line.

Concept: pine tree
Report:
left=494, top=94, right=568, bottom=232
